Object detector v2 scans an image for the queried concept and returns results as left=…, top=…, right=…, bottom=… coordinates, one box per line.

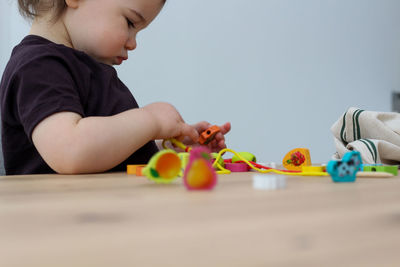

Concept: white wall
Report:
left=0, top=1, right=30, bottom=70
left=1, top=0, right=400, bottom=164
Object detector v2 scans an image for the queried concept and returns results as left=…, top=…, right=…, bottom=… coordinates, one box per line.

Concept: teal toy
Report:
left=327, top=151, right=362, bottom=183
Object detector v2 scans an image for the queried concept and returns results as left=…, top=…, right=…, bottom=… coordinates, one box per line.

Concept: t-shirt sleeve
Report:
left=14, top=56, right=85, bottom=140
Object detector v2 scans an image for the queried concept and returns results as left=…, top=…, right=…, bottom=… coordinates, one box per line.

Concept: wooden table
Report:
left=1, top=172, right=400, bottom=267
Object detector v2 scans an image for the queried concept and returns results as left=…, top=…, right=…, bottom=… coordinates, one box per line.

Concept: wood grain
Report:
left=1, top=172, right=400, bottom=266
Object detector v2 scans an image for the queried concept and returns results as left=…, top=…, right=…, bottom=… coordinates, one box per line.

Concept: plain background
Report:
left=1, top=0, right=400, bottom=166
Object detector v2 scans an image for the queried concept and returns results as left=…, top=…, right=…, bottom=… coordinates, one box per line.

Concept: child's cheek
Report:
left=97, top=29, right=126, bottom=55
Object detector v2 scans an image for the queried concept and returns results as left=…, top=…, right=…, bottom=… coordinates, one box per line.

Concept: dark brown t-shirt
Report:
left=0, top=35, right=158, bottom=175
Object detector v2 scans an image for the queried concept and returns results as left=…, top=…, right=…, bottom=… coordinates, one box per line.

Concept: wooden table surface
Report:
left=1, top=171, right=400, bottom=267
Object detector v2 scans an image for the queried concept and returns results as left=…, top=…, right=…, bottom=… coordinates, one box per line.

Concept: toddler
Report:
left=0, top=0, right=230, bottom=175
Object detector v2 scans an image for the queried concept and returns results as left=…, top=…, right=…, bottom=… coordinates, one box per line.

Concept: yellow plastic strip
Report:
left=163, top=139, right=192, bottom=152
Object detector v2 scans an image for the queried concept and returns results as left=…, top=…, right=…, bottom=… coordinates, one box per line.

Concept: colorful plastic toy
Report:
left=363, top=165, right=398, bottom=176
left=127, top=164, right=146, bottom=176
left=127, top=164, right=146, bottom=175
left=178, top=152, right=190, bottom=176
left=143, top=149, right=181, bottom=184
left=231, top=152, right=256, bottom=163
left=225, top=162, right=249, bottom=172
left=282, top=148, right=312, bottom=171
left=327, top=151, right=362, bottom=182
left=199, top=125, right=221, bottom=145
left=183, top=147, right=217, bottom=190
left=302, top=165, right=326, bottom=173
left=163, top=139, right=327, bottom=176
left=211, top=152, right=225, bottom=168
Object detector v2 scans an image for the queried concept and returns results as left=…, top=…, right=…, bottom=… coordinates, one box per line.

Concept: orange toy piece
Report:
left=199, top=125, right=221, bottom=145
left=127, top=165, right=146, bottom=176
left=282, top=148, right=312, bottom=171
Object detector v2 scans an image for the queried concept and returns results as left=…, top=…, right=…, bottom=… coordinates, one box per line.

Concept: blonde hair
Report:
left=18, top=0, right=67, bottom=20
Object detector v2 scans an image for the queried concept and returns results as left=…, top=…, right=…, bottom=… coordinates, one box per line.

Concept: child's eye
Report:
left=126, top=18, right=135, bottom=28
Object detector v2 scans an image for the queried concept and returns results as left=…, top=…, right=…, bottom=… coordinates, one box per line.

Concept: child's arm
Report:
left=31, top=102, right=198, bottom=174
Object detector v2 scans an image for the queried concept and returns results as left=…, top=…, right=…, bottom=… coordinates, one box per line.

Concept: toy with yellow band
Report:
left=164, top=139, right=328, bottom=176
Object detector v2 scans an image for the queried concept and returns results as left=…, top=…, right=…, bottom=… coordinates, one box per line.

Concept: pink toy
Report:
left=183, top=146, right=217, bottom=190
left=225, top=162, right=249, bottom=172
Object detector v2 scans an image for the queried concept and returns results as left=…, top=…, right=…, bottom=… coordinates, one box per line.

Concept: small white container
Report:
left=253, top=175, right=286, bottom=190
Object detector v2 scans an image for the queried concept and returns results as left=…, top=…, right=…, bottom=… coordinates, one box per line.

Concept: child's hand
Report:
left=185, top=121, right=231, bottom=152
left=143, top=102, right=198, bottom=142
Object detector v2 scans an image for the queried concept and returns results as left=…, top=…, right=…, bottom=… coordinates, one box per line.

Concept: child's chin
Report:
left=114, top=57, right=124, bottom=65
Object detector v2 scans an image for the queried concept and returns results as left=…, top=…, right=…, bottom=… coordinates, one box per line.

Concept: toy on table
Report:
left=183, top=146, right=217, bottom=190
left=282, top=148, right=312, bottom=171
left=164, top=140, right=325, bottom=176
left=253, top=175, right=286, bottom=190
left=211, top=147, right=328, bottom=176
left=149, top=137, right=329, bottom=177
left=212, top=152, right=225, bottom=168
left=178, top=152, right=190, bottom=176
left=232, top=152, right=256, bottom=163
left=327, top=151, right=362, bottom=182
left=362, top=165, right=398, bottom=176
left=127, top=164, right=146, bottom=176
left=225, top=162, right=249, bottom=172
left=223, top=152, right=256, bottom=172
left=129, top=123, right=398, bottom=188
left=138, top=125, right=334, bottom=183
left=139, top=125, right=220, bottom=188
left=142, top=149, right=181, bottom=184
left=162, top=127, right=305, bottom=175
left=302, top=165, right=326, bottom=173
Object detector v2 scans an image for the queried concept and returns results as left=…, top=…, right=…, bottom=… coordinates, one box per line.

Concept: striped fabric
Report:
left=331, top=107, right=400, bottom=164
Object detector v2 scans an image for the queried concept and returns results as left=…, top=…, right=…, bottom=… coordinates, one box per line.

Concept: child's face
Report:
left=64, top=0, right=164, bottom=65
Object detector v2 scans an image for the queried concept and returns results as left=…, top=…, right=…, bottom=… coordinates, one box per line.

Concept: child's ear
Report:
left=65, top=0, right=80, bottom=9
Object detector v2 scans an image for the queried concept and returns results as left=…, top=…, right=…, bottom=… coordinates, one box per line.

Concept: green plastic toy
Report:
left=363, top=165, right=398, bottom=176
left=232, top=152, right=256, bottom=163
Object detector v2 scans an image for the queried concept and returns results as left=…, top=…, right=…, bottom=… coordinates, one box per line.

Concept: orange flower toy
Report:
left=282, top=148, right=312, bottom=171
left=183, top=147, right=217, bottom=190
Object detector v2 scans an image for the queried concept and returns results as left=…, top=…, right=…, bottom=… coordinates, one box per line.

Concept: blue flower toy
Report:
left=327, top=151, right=362, bottom=183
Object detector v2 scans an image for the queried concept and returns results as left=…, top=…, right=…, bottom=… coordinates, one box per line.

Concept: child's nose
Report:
left=125, top=36, right=137, bottom=51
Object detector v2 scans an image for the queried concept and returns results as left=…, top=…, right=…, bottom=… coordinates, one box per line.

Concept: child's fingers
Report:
left=209, top=139, right=217, bottom=148
left=181, top=124, right=199, bottom=143
left=212, top=140, right=226, bottom=151
left=211, top=122, right=231, bottom=143
left=207, top=139, right=226, bottom=152
left=218, top=122, right=231, bottom=135
left=214, top=132, right=224, bottom=142
left=218, top=139, right=226, bottom=149
left=193, top=121, right=211, bottom=133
